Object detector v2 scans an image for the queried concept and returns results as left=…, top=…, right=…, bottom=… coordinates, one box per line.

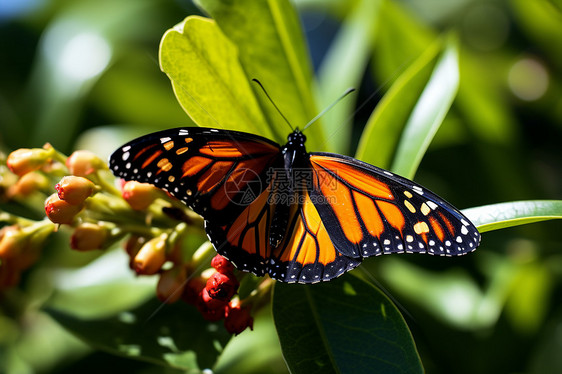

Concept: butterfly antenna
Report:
left=303, top=88, right=355, bottom=131
left=252, top=79, right=294, bottom=132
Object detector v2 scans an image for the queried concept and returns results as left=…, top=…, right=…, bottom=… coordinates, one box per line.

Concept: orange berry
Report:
left=66, top=150, right=105, bottom=176
left=70, top=223, right=108, bottom=251
left=156, top=266, right=187, bottom=303
left=7, top=147, right=53, bottom=176
left=133, top=234, right=167, bottom=275
left=56, top=176, right=96, bottom=205
left=122, top=181, right=160, bottom=210
left=7, top=172, right=49, bottom=198
left=0, top=226, right=26, bottom=260
left=45, top=193, right=84, bottom=224
left=0, top=222, right=52, bottom=270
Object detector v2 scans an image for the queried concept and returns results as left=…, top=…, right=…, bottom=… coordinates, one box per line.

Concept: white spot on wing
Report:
left=426, top=201, right=438, bottom=210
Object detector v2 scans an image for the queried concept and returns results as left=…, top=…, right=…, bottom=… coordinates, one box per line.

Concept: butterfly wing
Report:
left=109, top=127, right=282, bottom=226
left=109, top=128, right=480, bottom=283
left=110, top=127, right=290, bottom=276
left=268, top=189, right=362, bottom=283
left=308, top=152, right=481, bottom=259
left=205, top=181, right=361, bottom=283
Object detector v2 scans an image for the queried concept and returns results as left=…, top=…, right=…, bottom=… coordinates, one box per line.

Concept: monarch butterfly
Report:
left=109, top=126, right=480, bottom=284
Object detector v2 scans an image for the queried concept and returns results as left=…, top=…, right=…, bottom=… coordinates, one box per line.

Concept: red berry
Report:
left=196, top=289, right=228, bottom=322
left=206, top=272, right=239, bottom=301
left=224, top=303, right=254, bottom=335
left=182, top=276, right=206, bottom=305
left=211, top=254, right=235, bottom=274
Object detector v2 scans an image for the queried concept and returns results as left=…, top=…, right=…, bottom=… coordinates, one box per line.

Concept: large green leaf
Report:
left=316, top=0, right=381, bottom=154
left=47, top=297, right=231, bottom=372
left=371, top=0, right=435, bottom=84
left=272, top=274, right=423, bottom=374
left=511, top=0, right=562, bottom=68
left=390, top=35, right=460, bottom=179
left=355, top=39, right=440, bottom=168
left=462, top=200, right=562, bottom=233
left=159, top=16, right=274, bottom=139
left=196, top=0, right=323, bottom=149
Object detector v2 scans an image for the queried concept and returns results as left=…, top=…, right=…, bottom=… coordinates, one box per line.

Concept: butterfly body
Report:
left=110, top=127, right=480, bottom=284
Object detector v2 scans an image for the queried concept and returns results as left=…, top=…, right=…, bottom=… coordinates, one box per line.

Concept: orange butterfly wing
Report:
left=110, top=128, right=480, bottom=283
left=308, top=153, right=481, bottom=259
left=205, top=178, right=361, bottom=283
left=110, top=128, right=281, bottom=227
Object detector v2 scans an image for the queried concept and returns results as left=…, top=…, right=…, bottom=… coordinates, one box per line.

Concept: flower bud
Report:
left=206, top=272, right=239, bottom=301
left=6, top=146, right=54, bottom=176
left=0, top=222, right=53, bottom=270
left=224, top=302, right=254, bottom=335
left=70, top=223, right=108, bottom=251
left=45, top=193, right=84, bottom=224
left=56, top=176, right=96, bottom=205
left=124, top=235, right=145, bottom=269
left=211, top=254, right=235, bottom=274
left=133, top=233, right=167, bottom=275
left=122, top=181, right=160, bottom=210
left=7, top=172, right=49, bottom=198
left=66, top=150, right=105, bottom=176
left=156, top=266, right=187, bottom=303
left=0, top=226, right=27, bottom=260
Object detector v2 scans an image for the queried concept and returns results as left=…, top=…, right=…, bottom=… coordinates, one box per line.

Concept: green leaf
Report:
left=47, top=298, right=231, bottom=371
left=355, top=39, right=441, bottom=168
left=159, top=16, right=274, bottom=139
left=511, top=0, right=562, bottom=67
left=378, top=257, right=489, bottom=329
left=390, top=35, right=460, bottom=179
left=272, top=275, right=423, bottom=374
left=196, top=0, right=323, bottom=149
left=371, top=0, right=435, bottom=84
left=316, top=0, right=381, bottom=154
left=462, top=200, right=562, bottom=233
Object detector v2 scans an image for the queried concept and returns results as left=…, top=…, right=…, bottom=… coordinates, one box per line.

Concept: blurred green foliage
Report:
left=1, top=0, right=562, bottom=373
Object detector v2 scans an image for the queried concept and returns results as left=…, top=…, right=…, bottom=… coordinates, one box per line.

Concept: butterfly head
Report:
left=286, top=129, right=306, bottom=148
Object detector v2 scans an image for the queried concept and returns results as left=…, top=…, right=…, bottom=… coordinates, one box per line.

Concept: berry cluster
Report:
left=1, top=145, right=266, bottom=334
left=169, top=255, right=254, bottom=334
